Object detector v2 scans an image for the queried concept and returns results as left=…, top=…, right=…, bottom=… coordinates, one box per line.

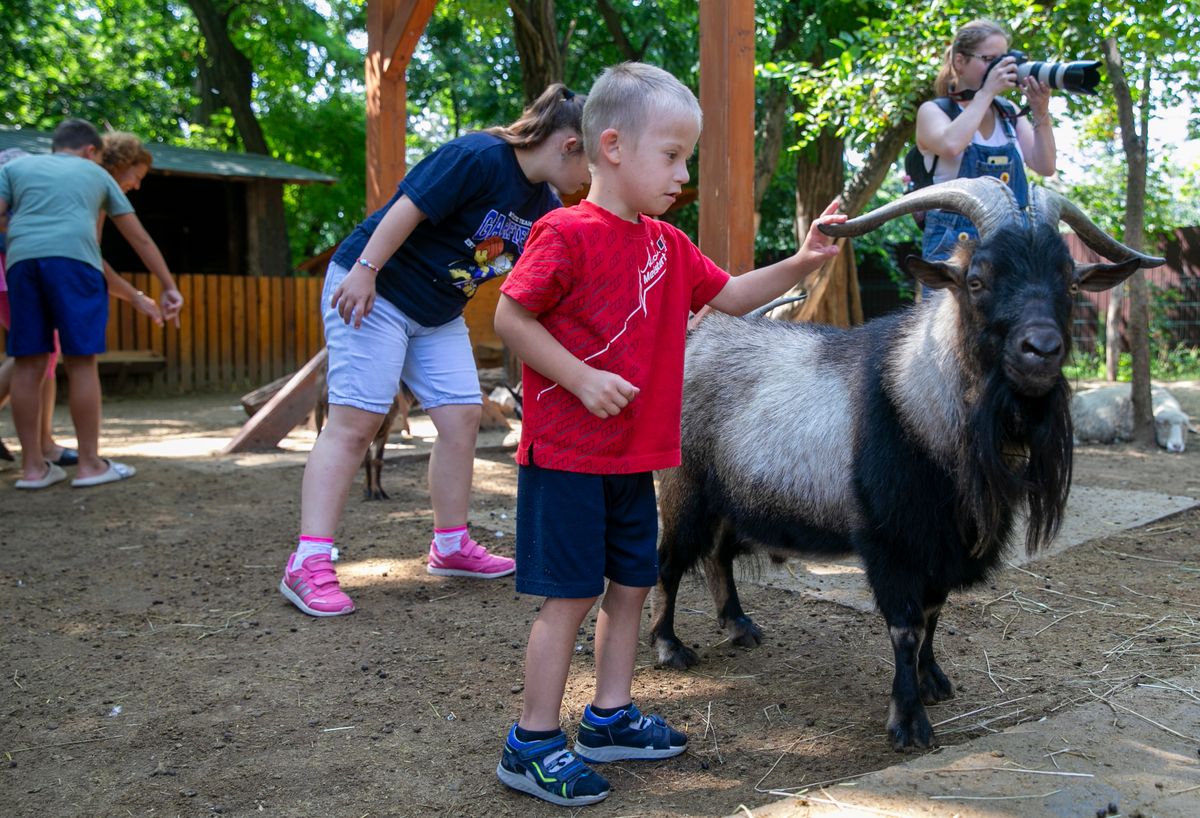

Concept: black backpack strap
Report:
left=922, top=97, right=960, bottom=180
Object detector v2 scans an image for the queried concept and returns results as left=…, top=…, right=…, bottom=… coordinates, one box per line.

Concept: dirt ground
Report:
left=1, top=382, right=1198, bottom=818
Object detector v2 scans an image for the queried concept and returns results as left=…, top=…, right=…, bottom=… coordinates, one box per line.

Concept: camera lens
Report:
left=1015, top=60, right=1102, bottom=95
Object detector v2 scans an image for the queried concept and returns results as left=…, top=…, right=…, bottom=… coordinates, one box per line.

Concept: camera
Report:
left=990, top=50, right=1102, bottom=95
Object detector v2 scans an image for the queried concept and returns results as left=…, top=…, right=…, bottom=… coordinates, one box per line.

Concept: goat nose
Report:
left=1020, top=327, right=1063, bottom=361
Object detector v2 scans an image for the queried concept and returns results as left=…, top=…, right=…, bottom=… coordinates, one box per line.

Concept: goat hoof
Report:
left=919, top=666, right=955, bottom=704
left=725, top=616, right=763, bottom=648
left=888, top=711, right=935, bottom=751
left=653, top=637, right=699, bottom=670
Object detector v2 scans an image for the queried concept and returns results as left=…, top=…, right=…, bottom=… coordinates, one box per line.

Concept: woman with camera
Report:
left=915, top=19, right=1056, bottom=261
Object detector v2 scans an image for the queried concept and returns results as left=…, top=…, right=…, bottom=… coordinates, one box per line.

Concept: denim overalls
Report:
left=921, top=104, right=1027, bottom=262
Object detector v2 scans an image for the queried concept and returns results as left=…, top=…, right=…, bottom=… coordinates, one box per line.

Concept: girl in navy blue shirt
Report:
left=281, top=84, right=590, bottom=617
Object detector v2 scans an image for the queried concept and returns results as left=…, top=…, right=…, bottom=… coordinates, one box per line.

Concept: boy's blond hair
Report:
left=582, top=62, right=702, bottom=162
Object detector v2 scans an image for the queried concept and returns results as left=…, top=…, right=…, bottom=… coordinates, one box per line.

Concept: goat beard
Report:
left=960, top=370, right=1073, bottom=558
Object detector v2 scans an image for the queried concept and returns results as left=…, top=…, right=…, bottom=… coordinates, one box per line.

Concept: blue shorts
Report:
left=515, top=459, right=659, bottom=599
left=322, top=262, right=482, bottom=415
left=5, top=257, right=108, bottom=357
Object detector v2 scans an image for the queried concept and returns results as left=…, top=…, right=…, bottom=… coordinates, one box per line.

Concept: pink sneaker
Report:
left=280, top=553, right=356, bottom=616
left=427, top=537, right=515, bottom=579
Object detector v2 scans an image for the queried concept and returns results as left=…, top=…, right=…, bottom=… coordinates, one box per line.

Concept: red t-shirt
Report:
left=500, top=200, right=730, bottom=474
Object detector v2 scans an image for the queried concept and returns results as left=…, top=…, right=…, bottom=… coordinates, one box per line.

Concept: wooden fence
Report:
left=107, top=272, right=325, bottom=393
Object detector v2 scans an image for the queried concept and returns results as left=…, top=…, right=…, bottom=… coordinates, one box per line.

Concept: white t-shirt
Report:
left=921, top=108, right=1025, bottom=185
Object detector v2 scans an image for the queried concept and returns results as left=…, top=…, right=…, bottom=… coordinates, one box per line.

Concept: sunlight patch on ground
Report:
left=334, top=557, right=426, bottom=588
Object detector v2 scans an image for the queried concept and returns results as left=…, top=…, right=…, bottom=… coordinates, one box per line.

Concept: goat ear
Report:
left=904, top=255, right=962, bottom=290
left=1074, top=257, right=1142, bottom=292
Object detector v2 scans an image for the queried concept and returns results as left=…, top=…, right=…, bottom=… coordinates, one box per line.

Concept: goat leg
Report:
left=917, top=600, right=954, bottom=705
left=705, top=523, right=762, bottom=648
left=884, top=613, right=935, bottom=751
left=649, top=539, right=701, bottom=669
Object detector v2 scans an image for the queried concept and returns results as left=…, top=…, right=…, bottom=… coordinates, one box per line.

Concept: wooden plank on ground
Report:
left=223, top=348, right=327, bottom=453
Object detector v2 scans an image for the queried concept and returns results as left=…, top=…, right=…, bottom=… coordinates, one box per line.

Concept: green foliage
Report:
left=1065, top=345, right=1200, bottom=381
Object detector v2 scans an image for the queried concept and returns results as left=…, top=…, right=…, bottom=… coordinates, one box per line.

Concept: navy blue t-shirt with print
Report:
left=332, top=132, right=561, bottom=327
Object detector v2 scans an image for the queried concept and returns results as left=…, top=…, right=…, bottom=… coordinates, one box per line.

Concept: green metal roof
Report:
left=0, top=127, right=336, bottom=185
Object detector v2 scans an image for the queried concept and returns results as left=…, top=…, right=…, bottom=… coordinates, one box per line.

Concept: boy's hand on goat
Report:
left=332, top=267, right=378, bottom=329
left=574, top=368, right=640, bottom=419
left=797, top=199, right=846, bottom=263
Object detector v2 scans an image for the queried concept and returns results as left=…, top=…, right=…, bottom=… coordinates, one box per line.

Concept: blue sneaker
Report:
left=496, top=725, right=611, bottom=806
left=574, top=704, right=688, bottom=762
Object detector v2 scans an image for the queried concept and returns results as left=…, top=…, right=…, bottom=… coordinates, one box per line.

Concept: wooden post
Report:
left=698, top=0, right=756, bottom=276
left=224, top=0, right=435, bottom=453
left=367, top=0, right=436, bottom=210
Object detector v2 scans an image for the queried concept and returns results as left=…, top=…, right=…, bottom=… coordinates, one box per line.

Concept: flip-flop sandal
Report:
left=53, top=447, right=79, bottom=466
left=70, top=459, right=137, bottom=488
left=15, top=461, right=68, bottom=490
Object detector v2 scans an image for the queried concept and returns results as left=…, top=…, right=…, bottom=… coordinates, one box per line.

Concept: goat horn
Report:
left=820, top=177, right=1018, bottom=241
left=1031, top=187, right=1165, bottom=268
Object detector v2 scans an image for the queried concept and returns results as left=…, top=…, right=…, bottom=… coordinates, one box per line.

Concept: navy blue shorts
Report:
left=515, top=460, right=659, bottom=599
left=5, top=257, right=108, bottom=357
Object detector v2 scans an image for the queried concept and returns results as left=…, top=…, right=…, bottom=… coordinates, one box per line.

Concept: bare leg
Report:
left=39, top=374, right=63, bottom=457
left=62, top=355, right=106, bottom=479
left=0, top=357, right=12, bottom=410
left=12, top=355, right=49, bottom=480
left=594, top=582, right=651, bottom=709
left=425, top=403, right=481, bottom=529
left=299, top=404, right=386, bottom=538
left=519, top=596, right=598, bottom=731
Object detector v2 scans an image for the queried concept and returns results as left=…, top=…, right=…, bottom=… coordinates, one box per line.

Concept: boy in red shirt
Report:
left=494, top=62, right=844, bottom=806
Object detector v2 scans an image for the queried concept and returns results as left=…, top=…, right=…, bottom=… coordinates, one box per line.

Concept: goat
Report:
left=650, top=176, right=1164, bottom=750
left=1071, top=383, right=1197, bottom=453
left=313, top=365, right=415, bottom=501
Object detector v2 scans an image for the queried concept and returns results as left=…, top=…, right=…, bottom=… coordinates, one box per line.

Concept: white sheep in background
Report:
left=1071, top=383, right=1197, bottom=452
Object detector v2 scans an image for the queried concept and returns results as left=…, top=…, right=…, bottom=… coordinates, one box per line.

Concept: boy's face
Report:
left=617, top=112, right=699, bottom=217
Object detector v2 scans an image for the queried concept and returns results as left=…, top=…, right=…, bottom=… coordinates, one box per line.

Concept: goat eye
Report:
left=1069, top=282, right=1079, bottom=294
left=967, top=277, right=984, bottom=292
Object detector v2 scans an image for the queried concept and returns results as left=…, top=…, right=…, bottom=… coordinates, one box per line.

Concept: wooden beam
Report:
left=367, top=0, right=434, bottom=210
left=383, top=0, right=437, bottom=79
left=698, top=0, right=756, bottom=276
left=223, top=348, right=326, bottom=453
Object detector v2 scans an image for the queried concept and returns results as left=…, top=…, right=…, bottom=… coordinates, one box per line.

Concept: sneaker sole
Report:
left=572, top=741, right=687, bottom=762
left=278, top=579, right=355, bottom=617
left=495, top=763, right=609, bottom=806
left=427, top=566, right=515, bottom=579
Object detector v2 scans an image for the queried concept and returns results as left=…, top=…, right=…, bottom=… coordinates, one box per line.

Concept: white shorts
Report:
left=322, top=262, right=482, bottom=415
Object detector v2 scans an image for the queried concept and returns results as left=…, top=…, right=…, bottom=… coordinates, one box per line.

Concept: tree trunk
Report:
left=1103, top=37, right=1154, bottom=447
left=594, top=0, right=647, bottom=62
left=773, top=131, right=861, bottom=327
left=1105, top=283, right=1124, bottom=379
left=508, top=0, right=566, bottom=103
left=187, top=0, right=291, bottom=274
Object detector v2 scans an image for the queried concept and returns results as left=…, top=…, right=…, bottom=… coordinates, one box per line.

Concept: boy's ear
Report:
left=80, top=144, right=99, bottom=162
left=598, top=128, right=621, bottom=164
